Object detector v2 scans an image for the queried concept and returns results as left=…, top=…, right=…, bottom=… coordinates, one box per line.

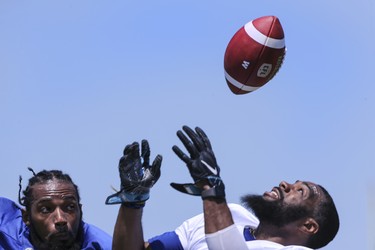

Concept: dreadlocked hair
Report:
left=18, top=167, right=81, bottom=210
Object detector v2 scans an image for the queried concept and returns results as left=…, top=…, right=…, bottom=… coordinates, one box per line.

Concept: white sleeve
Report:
left=205, top=224, right=249, bottom=250
left=175, top=212, right=206, bottom=249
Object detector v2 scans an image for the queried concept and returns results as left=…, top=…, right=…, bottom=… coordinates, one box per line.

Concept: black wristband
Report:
left=201, top=179, right=225, bottom=199
left=123, top=201, right=146, bottom=209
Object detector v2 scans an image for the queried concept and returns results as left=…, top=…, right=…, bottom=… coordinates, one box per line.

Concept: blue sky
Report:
left=1, top=1, right=374, bottom=249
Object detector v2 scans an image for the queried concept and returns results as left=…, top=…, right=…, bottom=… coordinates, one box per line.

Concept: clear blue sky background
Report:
left=1, top=1, right=374, bottom=249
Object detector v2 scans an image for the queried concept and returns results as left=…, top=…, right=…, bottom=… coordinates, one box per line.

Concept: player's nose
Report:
left=54, top=208, right=68, bottom=230
left=279, top=181, right=291, bottom=193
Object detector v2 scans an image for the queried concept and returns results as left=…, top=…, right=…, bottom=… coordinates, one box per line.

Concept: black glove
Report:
left=170, top=126, right=225, bottom=199
left=105, top=140, right=162, bottom=206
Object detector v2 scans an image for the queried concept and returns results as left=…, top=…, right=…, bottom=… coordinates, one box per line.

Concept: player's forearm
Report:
left=113, top=205, right=145, bottom=250
left=203, top=196, right=249, bottom=250
left=203, top=196, right=234, bottom=234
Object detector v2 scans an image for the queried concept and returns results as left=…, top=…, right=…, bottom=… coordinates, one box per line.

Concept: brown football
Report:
left=224, top=16, right=286, bottom=95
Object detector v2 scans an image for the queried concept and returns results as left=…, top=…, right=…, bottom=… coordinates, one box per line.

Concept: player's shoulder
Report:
left=82, top=222, right=111, bottom=238
left=228, top=203, right=249, bottom=212
left=81, top=222, right=112, bottom=249
left=0, top=197, right=29, bottom=247
left=0, top=197, right=23, bottom=224
left=179, top=203, right=258, bottom=229
left=228, top=203, right=255, bottom=217
left=227, top=203, right=260, bottom=229
left=0, top=197, right=21, bottom=210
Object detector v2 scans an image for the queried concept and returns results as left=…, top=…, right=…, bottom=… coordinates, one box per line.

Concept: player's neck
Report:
left=255, top=222, right=306, bottom=246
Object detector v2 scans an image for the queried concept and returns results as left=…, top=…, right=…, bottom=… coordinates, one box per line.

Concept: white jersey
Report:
left=148, top=204, right=259, bottom=250
left=175, top=203, right=258, bottom=250
left=206, top=224, right=313, bottom=250
left=175, top=204, right=310, bottom=250
left=148, top=203, right=312, bottom=250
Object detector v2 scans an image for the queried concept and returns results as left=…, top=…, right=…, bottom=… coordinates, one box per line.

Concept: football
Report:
left=224, top=16, right=286, bottom=95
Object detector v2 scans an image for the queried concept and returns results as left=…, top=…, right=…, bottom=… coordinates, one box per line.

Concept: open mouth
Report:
left=264, top=187, right=282, bottom=200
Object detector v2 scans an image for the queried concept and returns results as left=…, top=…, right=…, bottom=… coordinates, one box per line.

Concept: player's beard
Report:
left=241, top=194, right=310, bottom=227
left=28, top=222, right=83, bottom=250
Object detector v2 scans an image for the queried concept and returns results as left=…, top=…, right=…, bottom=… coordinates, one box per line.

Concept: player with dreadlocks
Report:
left=0, top=168, right=111, bottom=250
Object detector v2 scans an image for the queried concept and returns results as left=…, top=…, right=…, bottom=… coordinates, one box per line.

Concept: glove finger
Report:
left=120, top=142, right=138, bottom=168
left=195, top=127, right=212, bottom=150
left=183, top=125, right=205, bottom=152
left=141, top=139, right=150, bottom=167
left=172, top=145, right=192, bottom=165
left=119, top=143, right=133, bottom=170
left=150, top=154, right=162, bottom=180
left=126, top=142, right=142, bottom=175
left=129, top=141, right=140, bottom=159
left=139, top=154, right=162, bottom=188
left=170, top=182, right=202, bottom=196
left=119, top=155, right=126, bottom=166
left=176, top=129, right=199, bottom=159
left=123, top=144, right=132, bottom=155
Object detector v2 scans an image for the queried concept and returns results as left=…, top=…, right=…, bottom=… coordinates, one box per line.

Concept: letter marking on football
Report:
left=242, top=61, right=250, bottom=69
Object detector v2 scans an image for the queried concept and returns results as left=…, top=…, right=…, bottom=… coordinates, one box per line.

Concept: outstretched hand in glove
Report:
left=106, top=140, right=162, bottom=207
left=171, top=126, right=225, bottom=199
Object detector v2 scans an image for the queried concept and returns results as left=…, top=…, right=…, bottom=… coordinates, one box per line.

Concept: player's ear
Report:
left=21, top=209, right=30, bottom=226
left=301, top=218, right=319, bottom=235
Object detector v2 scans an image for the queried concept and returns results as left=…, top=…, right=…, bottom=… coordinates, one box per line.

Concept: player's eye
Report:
left=66, top=203, right=76, bottom=211
left=40, top=206, right=52, bottom=214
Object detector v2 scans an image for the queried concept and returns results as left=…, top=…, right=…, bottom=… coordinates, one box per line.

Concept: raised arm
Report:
left=171, top=126, right=248, bottom=250
left=113, top=205, right=145, bottom=250
left=106, top=140, right=162, bottom=250
left=203, top=195, right=249, bottom=250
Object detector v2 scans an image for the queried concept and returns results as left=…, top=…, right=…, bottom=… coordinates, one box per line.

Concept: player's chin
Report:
left=47, top=233, right=77, bottom=249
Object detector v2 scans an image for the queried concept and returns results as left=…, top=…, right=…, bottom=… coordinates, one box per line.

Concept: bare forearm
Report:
left=203, top=197, right=234, bottom=234
left=113, top=205, right=145, bottom=250
left=203, top=195, right=249, bottom=250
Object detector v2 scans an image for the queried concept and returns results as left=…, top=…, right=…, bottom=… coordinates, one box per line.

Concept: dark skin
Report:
left=113, top=205, right=149, bottom=250
left=21, top=180, right=82, bottom=248
left=203, top=180, right=322, bottom=247
left=111, top=126, right=325, bottom=249
left=112, top=180, right=322, bottom=250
